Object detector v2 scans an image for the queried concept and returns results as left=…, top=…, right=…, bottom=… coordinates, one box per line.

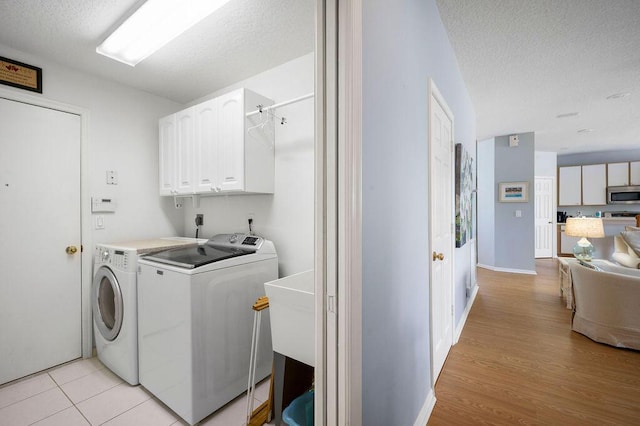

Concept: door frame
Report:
left=0, top=87, right=92, bottom=359
left=316, top=0, right=363, bottom=424
left=427, top=78, right=456, bottom=382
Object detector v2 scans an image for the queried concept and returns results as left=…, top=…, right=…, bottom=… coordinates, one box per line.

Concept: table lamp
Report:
left=565, top=217, right=605, bottom=261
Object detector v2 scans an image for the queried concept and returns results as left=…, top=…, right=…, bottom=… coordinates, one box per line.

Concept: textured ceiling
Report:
left=2, top=1, right=638, bottom=155
left=436, top=0, right=640, bottom=154
left=0, top=0, right=314, bottom=104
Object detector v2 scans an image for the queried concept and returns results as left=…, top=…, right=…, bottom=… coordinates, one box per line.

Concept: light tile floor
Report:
left=0, top=357, right=272, bottom=426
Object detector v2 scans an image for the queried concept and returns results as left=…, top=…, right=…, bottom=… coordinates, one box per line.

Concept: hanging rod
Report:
left=246, top=92, right=314, bottom=118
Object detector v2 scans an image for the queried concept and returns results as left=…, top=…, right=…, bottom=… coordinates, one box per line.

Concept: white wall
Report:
left=477, top=138, right=496, bottom=266
left=535, top=151, right=557, bottom=177
left=0, top=43, right=185, bottom=244
left=180, top=53, right=315, bottom=277
left=362, top=1, right=476, bottom=424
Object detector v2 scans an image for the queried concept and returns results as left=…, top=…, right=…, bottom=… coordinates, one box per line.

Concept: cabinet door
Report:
left=194, top=99, right=219, bottom=193
left=607, top=162, right=629, bottom=186
left=175, top=108, right=195, bottom=193
left=159, top=115, right=176, bottom=195
left=560, top=226, right=580, bottom=256
left=582, top=164, right=606, bottom=205
left=558, top=166, right=582, bottom=206
left=217, top=90, right=245, bottom=192
left=630, top=162, right=640, bottom=185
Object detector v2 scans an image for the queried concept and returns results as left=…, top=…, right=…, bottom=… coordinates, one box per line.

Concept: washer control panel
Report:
left=94, top=246, right=133, bottom=272
left=207, top=233, right=263, bottom=251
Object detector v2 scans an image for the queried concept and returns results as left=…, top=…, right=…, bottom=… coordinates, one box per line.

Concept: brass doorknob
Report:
left=432, top=251, right=444, bottom=261
left=66, top=246, right=78, bottom=255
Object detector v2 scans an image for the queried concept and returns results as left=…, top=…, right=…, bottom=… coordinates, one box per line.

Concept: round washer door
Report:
left=92, top=266, right=124, bottom=341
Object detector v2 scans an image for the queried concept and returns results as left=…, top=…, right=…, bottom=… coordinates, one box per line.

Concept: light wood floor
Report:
left=428, top=259, right=640, bottom=425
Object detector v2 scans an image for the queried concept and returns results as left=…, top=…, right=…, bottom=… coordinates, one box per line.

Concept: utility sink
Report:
left=264, top=270, right=314, bottom=367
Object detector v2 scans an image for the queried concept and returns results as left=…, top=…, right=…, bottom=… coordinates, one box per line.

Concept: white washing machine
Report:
left=137, top=233, right=277, bottom=425
left=92, top=238, right=204, bottom=385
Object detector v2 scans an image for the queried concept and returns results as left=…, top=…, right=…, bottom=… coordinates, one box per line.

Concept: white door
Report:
left=429, top=80, right=454, bottom=381
left=0, top=98, right=82, bottom=385
left=535, top=177, right=554, bottom=258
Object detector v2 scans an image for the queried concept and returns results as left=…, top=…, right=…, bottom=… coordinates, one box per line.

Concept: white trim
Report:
left=337, top=1, right=363, bottom=425
left=454, top=284, right=479, bottom=343
left=477, top=264, right=537, bottom=275
left=315, top=1, right=336, bottom=424
left=413, top=388, right=437, bottom=426
left=0, top=87, right=92, bottom=360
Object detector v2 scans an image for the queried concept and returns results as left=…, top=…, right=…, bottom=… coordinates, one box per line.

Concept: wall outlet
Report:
left=195, top=214, right=204, bottom=226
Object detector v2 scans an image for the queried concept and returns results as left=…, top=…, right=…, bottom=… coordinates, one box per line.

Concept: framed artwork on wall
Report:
left=499, top=181, right=529, bottom=202
left=455, top=143, right=474, bottom=248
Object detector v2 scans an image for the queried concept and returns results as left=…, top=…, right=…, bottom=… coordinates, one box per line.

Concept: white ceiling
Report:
left=0, top=0, right=314, bottom=104
left=1, top=1, right=638, bottom=155
left=436, top=0, right=640, bottom=155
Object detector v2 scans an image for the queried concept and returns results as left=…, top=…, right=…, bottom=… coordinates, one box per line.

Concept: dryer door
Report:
left=93, top=266, right=124, bottom=341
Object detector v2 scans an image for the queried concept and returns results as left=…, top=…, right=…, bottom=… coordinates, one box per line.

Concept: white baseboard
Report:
left=414, top=388, right=437, bottom=426
left=477, top=264, right=537, bottom=275
left=454, top=284, right=479, bottom=344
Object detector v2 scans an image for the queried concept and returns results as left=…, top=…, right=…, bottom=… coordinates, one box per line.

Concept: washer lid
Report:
left=141, top=244, right=251, bottom=269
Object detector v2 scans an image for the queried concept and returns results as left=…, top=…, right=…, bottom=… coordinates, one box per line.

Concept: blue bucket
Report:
left=282, top=390, right=314, bottom=426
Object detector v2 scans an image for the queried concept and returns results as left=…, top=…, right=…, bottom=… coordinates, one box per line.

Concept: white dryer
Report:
left=137, top=234, right=277, bottom=425
left=92, top=238, right=203, bottom=385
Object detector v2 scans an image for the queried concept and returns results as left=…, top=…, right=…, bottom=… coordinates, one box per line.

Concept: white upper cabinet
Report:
left=193, top=98, right=218, bottom=193
left=158, top=88, right=274, bottom=196
left=159, top=115, right=176, bottom=196
left=558, top=166, right=582, bottom=206
left=631, top=161, right=640, bottom=185
left=175, top=108, right=195, bottom=194
left=218, top=90, right=245, bottom=192
left=581, top=164, right=607, bottom=205
left=607, top=162, right=629, bottom=186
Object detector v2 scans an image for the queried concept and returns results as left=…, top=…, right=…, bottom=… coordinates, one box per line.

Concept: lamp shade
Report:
left=565, top=217, right=604, bottom=261
left=565, top=217, right=605, bottom=238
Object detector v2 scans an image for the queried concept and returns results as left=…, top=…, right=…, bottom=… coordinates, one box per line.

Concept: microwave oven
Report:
left=607, top=185, right=640, bottom=204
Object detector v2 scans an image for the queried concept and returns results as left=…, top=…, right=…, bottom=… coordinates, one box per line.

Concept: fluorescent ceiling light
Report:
left=97, top=0, right=232, bottom=66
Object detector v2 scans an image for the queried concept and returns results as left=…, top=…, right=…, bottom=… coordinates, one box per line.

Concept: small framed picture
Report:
left=499, top=181, right=529, bottom=202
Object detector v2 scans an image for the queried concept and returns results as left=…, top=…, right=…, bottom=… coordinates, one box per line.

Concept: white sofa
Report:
left=569, top=261, right=640, bottom=350
left=612, top=234, right=640, bottom=268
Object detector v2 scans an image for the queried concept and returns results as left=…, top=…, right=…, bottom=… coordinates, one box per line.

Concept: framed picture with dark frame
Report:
left=0, top=56, right=42, bottom=93
left=499, top=181, right=529, bottom=202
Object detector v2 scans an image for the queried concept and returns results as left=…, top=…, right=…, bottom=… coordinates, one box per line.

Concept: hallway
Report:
left=429, top=259, right=640, bottom=425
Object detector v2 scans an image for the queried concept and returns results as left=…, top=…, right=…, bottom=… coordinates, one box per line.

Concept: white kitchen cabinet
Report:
left=159, top=88, right=274, bottom=196
left=607, top=162, right=629, bottom=186
left=559, top=224, right=580, bottom=256
left=630, top=161, right=640, bottom=185
left=581, top=164, right=607, bottom=205
left=558, top=166, right=582, bottom=206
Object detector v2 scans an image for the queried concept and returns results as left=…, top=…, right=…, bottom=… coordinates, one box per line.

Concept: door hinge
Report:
left=451, top=305, right=454, bottom=316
